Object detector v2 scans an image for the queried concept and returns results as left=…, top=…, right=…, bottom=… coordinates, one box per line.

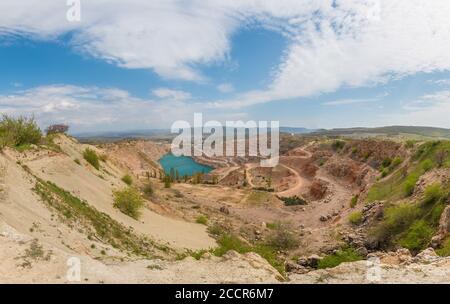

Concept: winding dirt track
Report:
left=244, top=145, right=313, bottom=197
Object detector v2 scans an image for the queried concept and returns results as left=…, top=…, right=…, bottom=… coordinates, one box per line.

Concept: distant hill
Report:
left=74, top=129, right=172, bottom=142
left=280, top=127, right=316, bottom=134
left=312, top=126, right=450, bottom=138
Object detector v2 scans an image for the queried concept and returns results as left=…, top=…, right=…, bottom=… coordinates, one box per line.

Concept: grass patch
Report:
left=83, top=148, right=100, bottom=170
left=113, top=187, right=145, bottom=220
left=195, top=215, right=208, bottom=225
left=348, top=211, right=363, bottom=225
left=211, top=222, right=298, bottom=276
left=370, top=183, right=448, bottom=253
left=246, top=191, right=272, bottom=205
left=317, top=247, right=362, bottom=269
left=398, top=220, right=434, bottom=252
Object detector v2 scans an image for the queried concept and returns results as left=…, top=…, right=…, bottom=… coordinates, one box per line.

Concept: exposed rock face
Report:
left=345, top=140, right=405, bottom=169
left=309, top=179, right=329, bottom=200
left=414, top=168, right=450, bottom=198
left=432, top=206, right=450, bottom=247
left=290, top=248, right=450, bottom=284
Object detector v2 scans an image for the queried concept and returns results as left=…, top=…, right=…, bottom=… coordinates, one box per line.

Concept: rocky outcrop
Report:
left=290, top=248, right=450, bottom=284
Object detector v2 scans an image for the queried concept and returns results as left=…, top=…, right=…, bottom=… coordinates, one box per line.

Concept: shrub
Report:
left=163, top=175, right=171, bottom=188
left=370, top=204, right=421, bottom=246
left=45, top=124, right=69, bottom=135
left=381, top=158, right=392, bottom=168
left=331, top=140, right=345, bottom=151
left=405, top=140, right=416, bottom=149
left=143, top=183, right=154, bottom=196
left=121, top=174, right=133, bottom=186
left=398, top=220, right=433, bottom=252
left=74, top=158, right=81, bottom=165
left=403, top=179, right=416, bottom=197
left=279, top=195, right=307, bottom=206
left=421, top=159, right=434, bottom=172
left=317, top=247, right=362, bottom=269
left=422, top=183, right=443, bottom=205
left=266, top=222, right=299, bottom=250
left=0, top=115, right=42, bottom=149
left=348, top=211, right=363, bottom=225
left=83, top=148, right=100, bottom=170
left=350, top=195, right=359, bottom=208
left=196, top=215, right=208, bottom=225
left=391, top=157, right=403, bottom=168
left=113, top=188, right=145, bottom=219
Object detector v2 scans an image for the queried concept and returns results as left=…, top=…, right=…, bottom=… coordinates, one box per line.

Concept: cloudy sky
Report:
left=1, top=0, right=450, bottom=132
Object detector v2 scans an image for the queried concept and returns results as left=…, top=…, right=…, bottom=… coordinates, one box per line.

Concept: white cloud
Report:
left=381, top=90, right=450, bottom=127
left=217, top=83, right=235, bottom=93
left=429, top=79, right=450, bottom=86
left=0, top=85, right=251, bottom=132
left=1, top=1, right=450, bottom=111
left=323, top=97, right=378, bottom=106
left=152, top=88, right=191, bottom=101
left=0, top=85, right=194, bottom=132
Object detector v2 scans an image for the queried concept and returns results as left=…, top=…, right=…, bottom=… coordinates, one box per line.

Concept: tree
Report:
left=45, top=124, right=69, bottom=135
left=164, top=175, right=171, bottom=188
left=169, top=168, right=175, bottom=182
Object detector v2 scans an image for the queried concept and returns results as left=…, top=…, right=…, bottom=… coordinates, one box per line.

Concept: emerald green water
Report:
left=159, top=153, right=213, bottom=177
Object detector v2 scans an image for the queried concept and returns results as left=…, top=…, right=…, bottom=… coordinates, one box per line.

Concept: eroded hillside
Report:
left=1, top=127, right=449, bottom=283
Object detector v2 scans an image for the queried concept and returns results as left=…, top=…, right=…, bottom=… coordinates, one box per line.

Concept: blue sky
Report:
left=1, top=1, right=450, bottom=132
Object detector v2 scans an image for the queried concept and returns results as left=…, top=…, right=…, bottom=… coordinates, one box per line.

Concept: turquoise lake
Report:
left=159, top=153, right=213, bottom=177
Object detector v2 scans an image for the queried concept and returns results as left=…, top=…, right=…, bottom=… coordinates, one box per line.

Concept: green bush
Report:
left=143, top=183, right=154, bottom=196
left=398, top=220, right=433, bottom=252
left=113, top=188, right=145, bottom=219
left=403, top=179, right=416, bottom=197
left=0, top=115, right=42, bottom=149
left=196, top=215, right=208, bottom=225
left=121, top=174, right=133, bottom=186
left=279, top=195, right=307, bottom=206
left=422, top=183, right=443, bottom=205
left=213, top=234, right=251, bottom=257
left=318, top=248, right=362, bottom=269
left=348, top=211, right=363, bottom=225
left=83, top=148, right=100, bottom=170
left=381, top=158, right=392, bottom=168
left=370, top=203, right=421, bottom=245
left=421, top=159, right=434, bottom=172
left=350, top=195, right=359, bottom=208
left=391, top=157, right=403, bottom=168
left=331, top=140, right=345, bottom=151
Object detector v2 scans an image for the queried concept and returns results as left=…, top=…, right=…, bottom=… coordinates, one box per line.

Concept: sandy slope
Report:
left=2, top=136, right=215, bottom=251
left=0, top=221, right=279, bottom=283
